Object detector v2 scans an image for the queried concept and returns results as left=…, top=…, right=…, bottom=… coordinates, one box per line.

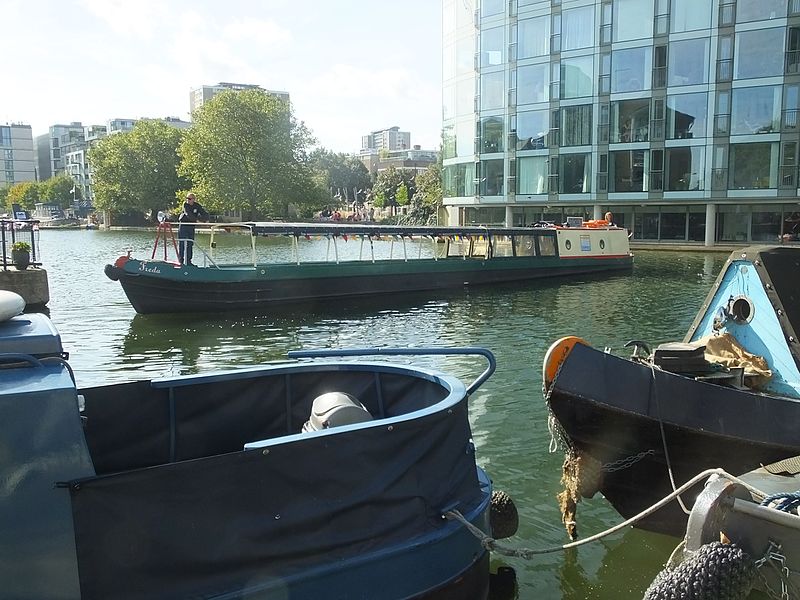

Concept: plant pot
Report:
left=12, top=250, right=30, bottom=270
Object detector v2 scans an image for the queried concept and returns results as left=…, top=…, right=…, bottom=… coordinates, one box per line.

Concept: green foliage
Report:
left=309, top=149, right=371, bottom=205
left=40, top=174, right=80, bottom=208
left=6, top=181, right=40, bottom=211
left=11, top=241, right=30, bottom=252
left=372, top=167, right=416, bottom=216
left=395, top=182, right=409, bottom=206
left=179, top=89, right=320, bottom=220
left=90, top=120, right=188, bottom=220
left=408, top=163, right=443, bottom=225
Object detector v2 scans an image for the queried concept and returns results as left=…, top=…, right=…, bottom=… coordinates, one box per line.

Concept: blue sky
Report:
left=2, top=0, right=443, bottom=152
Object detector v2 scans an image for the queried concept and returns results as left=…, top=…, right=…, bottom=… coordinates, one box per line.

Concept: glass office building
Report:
left=443, top=0, right=800, bottom=244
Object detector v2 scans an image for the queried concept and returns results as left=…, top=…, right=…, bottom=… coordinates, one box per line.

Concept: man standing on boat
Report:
left=178, top=192, right=209, bottom=266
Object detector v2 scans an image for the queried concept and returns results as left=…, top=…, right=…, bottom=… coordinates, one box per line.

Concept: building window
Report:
left=481, top=71, right=505, bottom=110
left=518, top=156, right=549, bottom=194
left=780, top=142, right=797, bottom=188
left=610, top=149, right=648, bottom=192
left=731, top=86, right=780, bottom=135
left=787, top=27, right=800, bottom=74
left=784, top=85, right=800, bottom=130
left=481, top=26, right=505, bottom=66
left=562, top=5, right=594, bottom=50
left=633, top=207, right=660, bottom=239
left=650, top=149, right=664, bottom=190
left=479, top=159, right=504, bottom=195
left=613, top=0, right=653, bottom=42
left=717, top=35, right=733, bottom=81
left=560, top=153, right=591, bottom=193
left=665, top=147, right=705, bottom=190
left=653, top=45, right=667, bottom=88
left=443, top=163, right=476, bottom=197
left=0, top=127, right=11, bottom=147
left=611, top=46, right=652, bottom=93
left=752, top=205, right=782, bottom=241
left=3, top=149, right=11, bottom=160
left=668, top=38, right=709, bottom=86
left=561, top=56, right=594, bottom=98
left=611, top=98, right=650, bottom=143
left=518, top=15, right=550, bottom=58
left=480, top=117, right=504, bottom=153
left=729, top=143, right=778, bottom=189
left=736, top=0, right=786, bottom=23
left=716, top=206, right=750, bottom=243
left=561, top=105, right=592, bottom=146
left=481, top=0, right=504, bottom=19
left=518, top=63, right=549, bottom=104
left=516, top=110, right=549, bottom=149
left=671, top=0, right=712, bottom=32
left=660, top=207, right=688, bottom=240
left=667, top=93, right=707, bottom=139
left=735, top=28, right=786, bottom=79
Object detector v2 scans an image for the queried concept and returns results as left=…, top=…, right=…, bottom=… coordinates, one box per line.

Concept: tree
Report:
left=90, top=120, right=188, bottom=220
left=309, top=149, right=371, bottom=205
left=372, top=167, right=416, bottom=216
left=408, top=163, right=443, bottom=225
left=179, top=89, right=321, bottom=220
left=6, top=182, right=40, bottom=212
left=40, top=174, right=80, bottom=208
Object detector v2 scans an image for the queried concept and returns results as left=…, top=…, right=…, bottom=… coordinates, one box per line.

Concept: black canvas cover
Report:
left=68, top=397, right=480, bottom=599
left=754, top=246, right=800, bottom=369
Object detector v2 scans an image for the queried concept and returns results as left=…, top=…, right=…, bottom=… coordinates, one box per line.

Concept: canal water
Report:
left=38, top=228, right=731, bottom=598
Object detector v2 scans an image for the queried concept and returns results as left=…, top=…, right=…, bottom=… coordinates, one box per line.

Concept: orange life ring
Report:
left=542, top=336, right=589, bottom=390
left=584, top=220, right=609, bottom=228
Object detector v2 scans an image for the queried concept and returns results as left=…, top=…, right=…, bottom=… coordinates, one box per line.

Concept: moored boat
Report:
left=104, top=221, right=633, bottom=314
left=0, top=307, right=509, bottom=599
left=543, top=245, right=800, bottom=537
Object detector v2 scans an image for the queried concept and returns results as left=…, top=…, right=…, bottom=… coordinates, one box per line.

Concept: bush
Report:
left=11, top=241, right=30, bottom=252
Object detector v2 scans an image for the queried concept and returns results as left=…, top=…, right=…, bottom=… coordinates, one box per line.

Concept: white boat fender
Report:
left=0, top=290, right=25, bottom=321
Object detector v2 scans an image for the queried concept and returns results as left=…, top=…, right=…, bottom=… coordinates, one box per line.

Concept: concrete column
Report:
left=0, top=269, right=50, bottom=307
left=593, top=204, right=603, bottom=220
left=505, top=206, right=514, bottom=227
left=705, top=203, right=716, bottom=247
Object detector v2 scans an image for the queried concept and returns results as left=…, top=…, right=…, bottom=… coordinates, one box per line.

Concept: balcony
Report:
left=783, top=109, right=799, bottom=131
left=711, top=168, right=728, bottom=190
left=714, top=114, right=730, bottom=137
left=716, top=59, right=732, bottom=82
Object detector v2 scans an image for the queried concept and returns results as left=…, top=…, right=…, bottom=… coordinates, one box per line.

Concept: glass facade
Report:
left=442, top=0, right=800, bottom=244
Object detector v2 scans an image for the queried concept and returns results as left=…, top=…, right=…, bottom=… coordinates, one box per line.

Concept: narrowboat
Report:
left=104, top=221, right=633, bottom=314
left=1, top=307, right=510, bottom=599
left=543, top=246, right=800, bottom=537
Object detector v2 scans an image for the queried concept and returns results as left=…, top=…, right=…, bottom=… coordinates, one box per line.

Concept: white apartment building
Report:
left=0, top=123, right=36, bottom=185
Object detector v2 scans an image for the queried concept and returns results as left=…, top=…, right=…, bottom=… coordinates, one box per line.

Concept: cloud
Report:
left=222, top=19, right=293, bottom=47
left=77, top=0, right=167, bottom=39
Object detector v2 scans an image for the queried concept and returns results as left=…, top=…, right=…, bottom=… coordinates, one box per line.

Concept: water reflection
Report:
left=36, top=229, right=732, bottom=598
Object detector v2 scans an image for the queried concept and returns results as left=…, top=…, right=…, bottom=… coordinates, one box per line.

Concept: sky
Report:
left=1, top=0, right=443, bottom=153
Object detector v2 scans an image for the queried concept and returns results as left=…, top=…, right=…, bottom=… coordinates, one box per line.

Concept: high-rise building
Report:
left=443, top=0, right=800, bottom=245
left=361, top=126, right=412, bottom=153
left=189, top=82, right=290, bottom=116
left=0, top=124, right=36, bottom=186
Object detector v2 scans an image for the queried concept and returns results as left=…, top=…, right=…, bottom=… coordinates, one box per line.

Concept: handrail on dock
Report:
left=0, top=219, right=41, bottom=271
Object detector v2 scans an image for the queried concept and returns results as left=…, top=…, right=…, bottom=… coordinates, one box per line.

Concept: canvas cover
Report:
left=69, top=371, right=481, bottom=599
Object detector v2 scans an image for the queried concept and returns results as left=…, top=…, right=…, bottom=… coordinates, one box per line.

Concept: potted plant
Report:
left=11, top=241, right=31, bottom=270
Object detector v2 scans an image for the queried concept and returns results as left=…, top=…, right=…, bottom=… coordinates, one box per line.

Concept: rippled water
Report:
left=37, top=228, right=729, bottom=598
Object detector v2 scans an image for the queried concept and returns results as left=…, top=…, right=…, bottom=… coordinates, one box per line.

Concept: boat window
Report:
left=447, top=237, right=471, bottom=257
left=493, top=235, right=515, bottom=257
left=538, top=235, right=558, bottom=256
left=514, top=235, right=537, bottom=256
left=471, top=238, right=489, bottom=258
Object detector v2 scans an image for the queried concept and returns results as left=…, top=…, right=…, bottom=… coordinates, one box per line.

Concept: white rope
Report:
left=446, top=467, right=767, bottom=559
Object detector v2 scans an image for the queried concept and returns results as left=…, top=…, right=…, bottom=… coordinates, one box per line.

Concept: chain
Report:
left=602, top=449, right=655, bottom=473
left=755, top=541, right=800, bottom=600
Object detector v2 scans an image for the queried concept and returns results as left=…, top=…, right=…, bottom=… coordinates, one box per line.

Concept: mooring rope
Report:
left=445, top=468, right=767, bottom=558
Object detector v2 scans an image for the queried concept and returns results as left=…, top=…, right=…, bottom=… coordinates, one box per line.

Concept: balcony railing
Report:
left=599, top=74, right=610, bottom=95
left=652, top=66, right=666, bottom=89
left=716, top=59, right=733, bottom=82
left=780, top=166, right=797, bottom=188
left=711, top=168, right=728, bottom=190
left=649, top=172, right=664, bottom=191
left=596, top=173, right=608, bottom=192
left=714, top=114, right=730, bottom=137
left=600, top=24, right=612, bottom=45
left=650, top=120, right=664, bottom=141
left=787, top=50, right=800, bottom=75
left=719, top=2, right=735, bottom=26
left=783, top=109, right=799, bottom=131
left=598, top=124, right=610, bottom=144
left=792, top=0, right=800, bottom=16
left=551, top=33, right=561, bottom=53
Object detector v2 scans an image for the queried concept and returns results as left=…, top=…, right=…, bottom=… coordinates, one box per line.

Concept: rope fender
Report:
left=642, top=542, right=756, bottom=600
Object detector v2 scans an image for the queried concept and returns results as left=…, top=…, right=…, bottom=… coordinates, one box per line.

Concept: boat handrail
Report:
left=287, top=347, right=496, bottom=395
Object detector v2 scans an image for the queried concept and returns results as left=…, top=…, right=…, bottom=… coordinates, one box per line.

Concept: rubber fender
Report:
left=542, top=336, right=589, bottom=390
left=490, top=490, right=519, bottom=540
left=104, top=264, right=120, bottom=281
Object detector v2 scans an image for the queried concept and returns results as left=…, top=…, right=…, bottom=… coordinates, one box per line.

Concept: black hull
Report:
left=546, top=343, right=800, bottom=536
left=106, top=260, right=633, bottom=314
